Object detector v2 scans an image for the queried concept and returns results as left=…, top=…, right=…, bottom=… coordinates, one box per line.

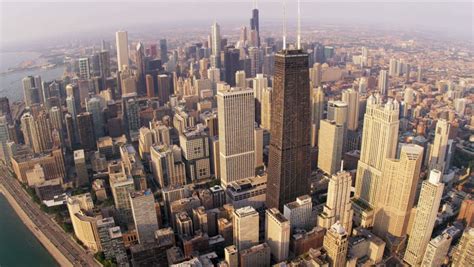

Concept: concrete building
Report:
left=354, top=97, right=399, bottom=227
left=233, top=206, right=259, bottom=251
left=11, top=148, right=65, bottom=184
left=116, top=31, right=129, bottom=71
left=421, top=233, right=452, bottom=267
left=265, top=208, right=290, bottom=262
left=323, top=222, right=348, bottom=267
left=74, top=149, right=89, bottom=187
left=318, top=120, right=344, bottom=175
left=284, top=195, right=313, bottom=231
left=109, top=162, right=135, bottom=224
left=150, top=144, right=186, bottom=187
left=239, top=243, right=271, bottom=267
left=179, top=125, right=211, bottom=182
left=342, top=88, right=360, bottom=131
left=311, top=87, right=324, bottom=147
left=373, top=144, right=423, bottom=239
left=225, top=245, right=239, bottom=267
left=217, top=86, right=255, bottom=186
left=318, top=171, right=353, bottom=233
left=130, top=190, right=159, bottom=244
left=451, top=227, right=474, bottom=267
left=404, top=170, right=444, bottom=266
left=67, top=193, right=100, bottom=252
left=226, top=175, right=267, bottom=209
left=428, top=119, right=450, bottom=173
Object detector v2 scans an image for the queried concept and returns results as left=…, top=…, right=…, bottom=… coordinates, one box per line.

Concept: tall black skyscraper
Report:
left=160, top=39, right=168, bottom=64
left=250, top=6, right=260, bottom=47
left=136, top=42, right=146, bottom=96
left=266, top=49, right=311, bottom=211
left=223, top=46, right=241, bottom=86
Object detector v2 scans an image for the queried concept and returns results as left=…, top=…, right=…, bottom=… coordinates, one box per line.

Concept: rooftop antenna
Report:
left=297, top=0, right=301, bottom=49
left=282, top=0, right=287, bottom=50
left=254, top=0, right=258, bottom=9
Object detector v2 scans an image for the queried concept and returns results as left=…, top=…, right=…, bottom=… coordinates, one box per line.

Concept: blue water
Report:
left=0, top=193, right=58, bottom=267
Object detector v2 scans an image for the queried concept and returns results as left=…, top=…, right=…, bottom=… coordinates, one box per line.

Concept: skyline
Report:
left=1, top=1, right=473, bottom=50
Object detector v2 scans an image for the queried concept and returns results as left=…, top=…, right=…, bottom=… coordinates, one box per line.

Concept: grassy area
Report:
left=94, top=252, right=117, bottom=267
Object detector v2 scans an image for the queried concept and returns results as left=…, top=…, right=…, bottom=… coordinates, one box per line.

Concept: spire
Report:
left=254, top=0, right=258, bottom=9
left=297, top=0, right=301, bottom=49
left=282, top=0, right=287, bottom=50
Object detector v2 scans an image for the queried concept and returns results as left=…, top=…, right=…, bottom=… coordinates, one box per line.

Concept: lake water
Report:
left=0, top=193, right=58, bottom=267
left=0, top=52, right=65, bottom=102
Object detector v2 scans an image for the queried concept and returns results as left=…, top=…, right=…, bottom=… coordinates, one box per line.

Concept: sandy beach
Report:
left=0, top=184, right=73, bottom=267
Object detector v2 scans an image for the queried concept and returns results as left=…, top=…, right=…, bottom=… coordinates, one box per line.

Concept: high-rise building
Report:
left=404, top=170, right=444, bottom=266
left=233, top=206, right=259, bottom=251
left=179, top=126, right=211, bottom=182
left=451, top=227, right=474, bottom=267
left=239, top=243, right=271, bottom=267
left=310, top=63, right=322, bottom=88
left=150, top=144, right=186, bottom=187
left=266, top=49, right=311, bottom=211
left=116, top=30, right=129, bottom=71
left=250, top=4, right=260, bottom=47
left=260, top=86, right=272, bottom=131
left=354, top=96, right=399, bottom=227
left=342, top=88, right=359, bottom=131
left=20, top=113, right=40, bottom=153
left=86, top=97, right=104, bottom=138
left=67, top=193, right=100, bottom=251
left=211, top=22, right=221, bottom=67
left=98, top=50, right=111, bottom=79
left=283, top=195, right=313, bottom=231
left=310, top=87, right=324, bottom=147
left=77, top=112, right=96, bottom=151
left=157, top=74, right=171, bottom=104
left=318, top=171, right=353, bottom=233
left=318, top=120, right=344, bottom=175
left=421, top=233, right=452, bottom=267
left=217, top=86, right=255, bottom=186
left=109, top=162, right=135, bottom=224
left=235, top=70, right=246, bottom=88
left=378, top=70, right=389, bottom=96
left=130, top=190, right=159, bottom=244
left=74, top=149, right=89, bottom=187
left=0, top=116, right=10, bottom=164
left=34, top=111, right=53, bottom=153
left=323, top=222, right=348, bottom=267
left=160, top=39, right=168, bottom=63
left=145, top=74, right=155, bottom=98
left=265, top=208, right=290, bottom=262
left=373, top=144, right=423, bottom=239
left=22, top=76, right=41, bottom=107
left=135, top=42, right=146, bottom=96
left=78, top=57, right=91, bottom=79
left=429, top=119, right=450, bottom=173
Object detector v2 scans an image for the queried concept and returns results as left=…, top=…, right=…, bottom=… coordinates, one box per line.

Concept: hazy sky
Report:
left=0, top=1, right=472, bottom=50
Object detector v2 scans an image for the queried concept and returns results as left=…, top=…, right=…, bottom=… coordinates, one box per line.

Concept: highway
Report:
left=0, top=164, right=100, bottom=267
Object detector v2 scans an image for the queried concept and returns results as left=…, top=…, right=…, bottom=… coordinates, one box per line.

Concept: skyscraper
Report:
left=311, top=87, right=324, bottom=147
left=160, top=39, right=168, bottom=63
left=76, top=112, right=96, bottom=151
left=266, top=49, right=311, bottom=211
left=353, top=96, right=399, bottom=227
left=341, top=88, right=360, bottom=131
left=217, top=86, right=255, bottom=186
left=211, top=22, right=221, bottom=68
left=250, top=2, right=260, bottom=47
left=22, top=76, right=41, bottom=107
left=116, top=30, right=129, bottom=71
left=233, top=206, right=259, bottom=251
left=265, top=208, right=290, bottom=262
left=20, top=112, right=40, bottom=153
left=135, top=42, right=146, bottom=96
left=451, top=227, right=474, bottom=267
left=86, top=97, right=104, bottom=138
left=373, top=144, right=423, bottom=239
left=318, top=171, right=353, bottom=233
left=78, top=57, right=91, bottom=79
left=318, top=120, right=344, bottom=175
left=429, top=119, right=450, bottom=173
left=378, top=70, right=389, bottom=96
left=130, top=190, right=159, bottom=244
left=323, top=222, right=349, bottom=267
left=421, top=233, right=452, bottom=267
left=404, top=170, right=444, bottom=266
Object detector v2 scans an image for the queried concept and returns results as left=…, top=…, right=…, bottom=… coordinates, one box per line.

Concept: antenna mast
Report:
left=283, top=0, right=287, bottom=50
left=297, top=0, right=301, bottom=49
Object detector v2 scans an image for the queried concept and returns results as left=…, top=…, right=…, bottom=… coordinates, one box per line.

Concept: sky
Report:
left=0, top=1, right=472, bottom=50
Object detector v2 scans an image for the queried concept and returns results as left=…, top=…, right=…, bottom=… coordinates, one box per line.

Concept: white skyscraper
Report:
left=429, top=119, right=450, bottom=173
left=311, top=87, right=325, bottom=147
left=318, top=171, right=353, bottom=233
left=318, top=120, right=344, bottom=175
left=354, top=96, right=399, bottom=227
left=217, top=86, right=255, bottom=186
left=283, top=195, right=313, bottom=231
left=78, top=57, right=91, bottom=79
left=115, top=30, right=129, bottom=71
left=342, top=88, right=360, bottom=131
left=265, top=208, right=290, bottom=262
left=130, top=190, right=159, bottom=244
left=404, top=170, right=444, bottom=266
left=233, top=206, right=259, bottom=251
left=211, top=22, right=221, bottom=67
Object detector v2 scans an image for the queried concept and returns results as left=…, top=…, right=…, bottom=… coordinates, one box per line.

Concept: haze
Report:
left=0, top=1, right=472, bottom=50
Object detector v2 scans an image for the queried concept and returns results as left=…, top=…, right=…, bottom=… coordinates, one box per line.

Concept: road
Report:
left=0, top=164, right=100, bottom=267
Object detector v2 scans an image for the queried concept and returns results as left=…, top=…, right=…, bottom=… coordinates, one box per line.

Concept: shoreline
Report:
left=0, top=184, right=73, bottom=267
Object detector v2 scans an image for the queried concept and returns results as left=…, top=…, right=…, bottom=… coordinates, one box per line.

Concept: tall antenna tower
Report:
left=297, top=0, right=301, bottom=49
left=282, top=0, right=287, bottom=50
